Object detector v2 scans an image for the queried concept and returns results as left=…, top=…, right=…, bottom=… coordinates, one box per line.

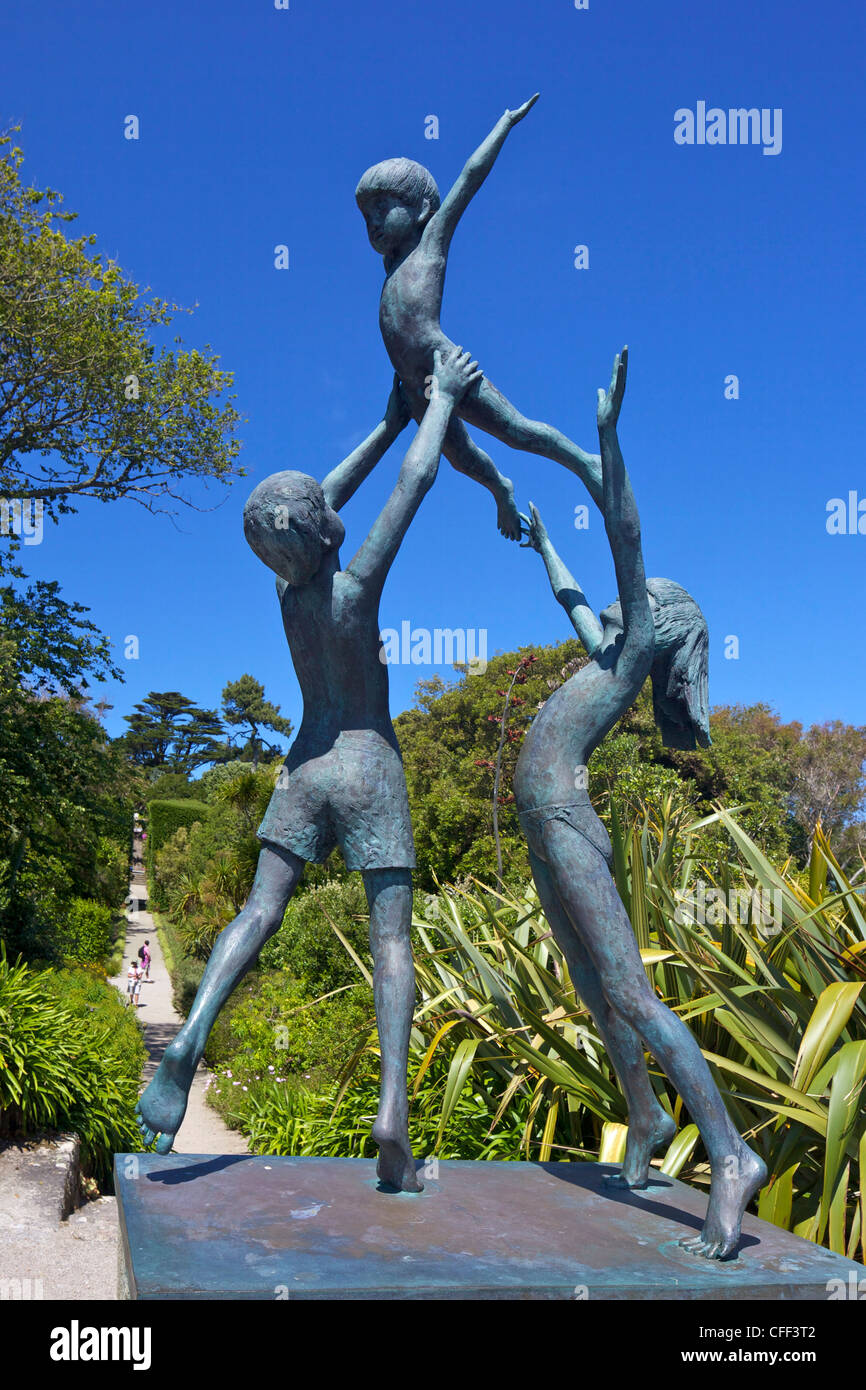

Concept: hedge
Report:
left=146, top=799, right=210, bottom=876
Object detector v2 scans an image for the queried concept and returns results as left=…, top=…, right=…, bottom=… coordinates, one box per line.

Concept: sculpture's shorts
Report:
left=517, top=798, right=613, bottom=869
left=257, top=728, right=416, bottom=872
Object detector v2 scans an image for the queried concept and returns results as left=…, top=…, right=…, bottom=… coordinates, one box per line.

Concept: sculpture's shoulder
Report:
left=333, top=565, right=367, bottom=612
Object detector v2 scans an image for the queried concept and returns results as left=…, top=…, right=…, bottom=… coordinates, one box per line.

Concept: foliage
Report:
left=142, top=771, right=199, bottom=804
left=151, top=765, right=277, bottom=953
left=222, top=807, right=866, bottom=1261
left=208, top=971, right=374, bottom=1095
left=220, top=674, right=294, bottom=769
left=62, top=898, right=116, bottom=966
left=90, top=834, right=130, bottom=910
left=483, top=651, right=538, bottom=889
left=152, top=912, right=204, bottom=1017
left=791, top=720, right=866, bottom=849
left=259, top=877, right=374, bottom=992
left=215, top=1053, right=530, bottom=1163
left=122, top=692, right=224, bottom=774
left=0, top=575, right=123, bottom=697
left=195, top=760, right=251, bottom=802
left=395, top=642, right=587, bottom=890
left=146, top=798, right=209, bottom=880
left=40, top=963, right=146, bottom=1082
left=0, top=130, right=242, bottom=521
left=0, top=950, right=144, bottom=1185
left=394, top=641, right=863, bottom=889
left=0, top=680, right=132, bottom=962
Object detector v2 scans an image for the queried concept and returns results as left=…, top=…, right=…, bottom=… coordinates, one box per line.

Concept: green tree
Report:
left=0, top=575, right=130, bottom=941
left=221, top=674, right=294, bottom=770
left=394, top=643, right=811, bottom=890
left=395, top=641, right=588, bottom=889
left=0, top=678, right=132, bottom=960
left=142, top=771, right=198, bottom=803
left=121, top=692, right=225, bottom=774
left=791, top=720, right=866, bottom=852
left=0, top=132, right=242, bottom=520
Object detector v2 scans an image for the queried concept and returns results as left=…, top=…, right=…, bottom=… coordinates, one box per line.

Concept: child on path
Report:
left=126, top=960, right=141, bottom=1008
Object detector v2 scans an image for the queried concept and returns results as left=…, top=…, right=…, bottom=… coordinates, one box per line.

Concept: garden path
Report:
left=109, top=861, right=249, bottom=1156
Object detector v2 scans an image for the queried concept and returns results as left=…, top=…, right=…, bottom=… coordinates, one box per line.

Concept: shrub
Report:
left=83, top=835, right=130, bottom=911
left=207, top=969, right=374, bottom=1092
left=195, top=761, right=250, bottom=803
left=41, top=964, right=147, bottom=1082
left=63, top=898, right=115, bottom=965
left=146, top=799, right=209, bottom=907
left=221, top=809, right=866, bottom=1262
left=0, top=951, right=145, bottom=1186
left=259, top=877, right=374, bottom=992
left=153, top=912, right=204, bottom=1017
left=144, top=772, right=199, bottom=803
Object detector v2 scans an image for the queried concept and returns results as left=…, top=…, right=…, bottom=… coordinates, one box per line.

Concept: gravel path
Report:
left=110, top=882, right=249, bottom=1157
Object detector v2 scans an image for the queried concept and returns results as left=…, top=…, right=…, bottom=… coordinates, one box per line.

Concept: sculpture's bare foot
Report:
left=679, top=1148, right=767, bottom=1259
left=135, top=1038, right=197, bottom=1156
left=496, top=478, right=522, bottom=541
left=371, top=1117, right=423, bottom=1193
left=603, top=1110, right=677, bottom=1189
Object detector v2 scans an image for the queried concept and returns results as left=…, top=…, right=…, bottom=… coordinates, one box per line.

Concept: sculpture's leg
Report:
left=437, top=416, right=521, bottom=540
left=529, top=850, right=675, bottom=1187
left=363, top=867, right=422, bottom=1193
left=135, top=844, right=304, bottom=1154
left=458, top=377, right=605, bottom=511
left=541, top=821, right=767, bottom=1259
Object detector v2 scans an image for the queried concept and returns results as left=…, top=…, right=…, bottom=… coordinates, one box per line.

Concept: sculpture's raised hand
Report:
left=597, top=347, right=628, bottom=432
left=506, top=93, right=540, bottom=128
left=384, top=372, right=411, bottom=434
left=519, top=502, right=549, bottom=552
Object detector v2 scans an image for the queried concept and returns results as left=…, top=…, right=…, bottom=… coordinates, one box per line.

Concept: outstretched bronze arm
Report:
left=520, top=502, right=603, bottom=655
left=425, top=95, right=540, bottom=255
left=321, top=375, right=411, bottom=511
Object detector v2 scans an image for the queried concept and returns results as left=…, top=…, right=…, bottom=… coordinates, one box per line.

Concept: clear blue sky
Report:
left=5, top=0, right=865, bottom=743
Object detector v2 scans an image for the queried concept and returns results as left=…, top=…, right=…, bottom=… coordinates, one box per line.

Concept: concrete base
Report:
left=114, top=1154, right=865, bottom=1300
left=0, top=1134, right=81, bottom=1231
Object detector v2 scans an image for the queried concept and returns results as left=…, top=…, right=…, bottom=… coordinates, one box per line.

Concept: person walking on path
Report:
left=125, top=960, right=141, bottom=1008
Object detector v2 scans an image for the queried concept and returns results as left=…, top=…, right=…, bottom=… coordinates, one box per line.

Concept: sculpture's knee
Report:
left=371, top=889, right=412, bottom=945
left=366, top=872, right=413, bottom=949
left=238, top=900, right=281, bottom=952
left=604, top=973, right=658, bottom=1027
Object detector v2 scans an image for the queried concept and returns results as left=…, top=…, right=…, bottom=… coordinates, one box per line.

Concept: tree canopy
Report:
left=121, top=692, right=225, bottom=775
left=392, top=641, right=864, bottom=891
left=221, top=674, right=294, bottom=769
left=0, top=131, right=243, bottom=521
